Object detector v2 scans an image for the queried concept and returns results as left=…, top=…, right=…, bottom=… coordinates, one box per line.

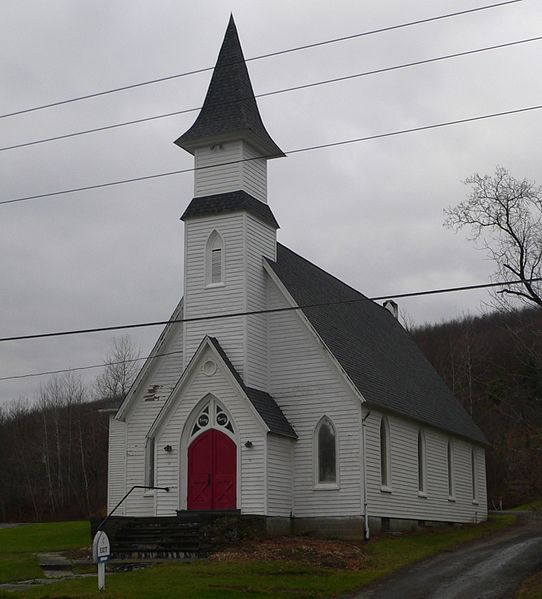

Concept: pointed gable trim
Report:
left=115, top=299, right=183, bottom=421
left=263, top=260, right=366, bottom=406
left=147, top=336, right=296, bottom=440
left=175, top=16, right=284, bottom=158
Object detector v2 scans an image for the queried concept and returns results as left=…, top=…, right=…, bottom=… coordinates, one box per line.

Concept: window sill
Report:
left=205, top=282, right=225, bottom=289
left=313, top=483, right=340, bottom=491
left=417, top=491, right=428, bottom=498
left=143, top=491, right=155, bottom=497
left=472, top=500, right=479, bottom=505
left=380, top=485, right=393, bottom=494
left=448, top=496, right=456, bottom=503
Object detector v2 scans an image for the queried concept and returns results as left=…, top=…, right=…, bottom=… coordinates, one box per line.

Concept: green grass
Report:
left=0, top=521, right=89, bottom=584
left=0, top=516, right=515, bottom=599
left=511, top=499, right=542, bottom=512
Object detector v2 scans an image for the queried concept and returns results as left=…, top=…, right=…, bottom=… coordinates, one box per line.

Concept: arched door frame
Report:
left=179, top=394, right=240, bottom=511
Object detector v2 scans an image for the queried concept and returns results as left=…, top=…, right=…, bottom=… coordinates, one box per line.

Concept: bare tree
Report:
left=444, top=166, right=542, bottom=309
left=95, top=336, right=140, bottom=400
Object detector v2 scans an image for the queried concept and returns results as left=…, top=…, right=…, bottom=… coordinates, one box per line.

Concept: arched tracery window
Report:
left=190, top=396, right=235, bottom=438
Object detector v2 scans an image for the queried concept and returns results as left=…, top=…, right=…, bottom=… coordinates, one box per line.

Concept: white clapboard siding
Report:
left=107, top=417, right=127, bottom=514
left=193, top=141, right=268, bottom=201
left=267, top=278, right=363, bottom=518
left=365, top=410, right=487, bottom=523
left=194, top=142, right=243, bottom=198
left=183, top=212, right=276, bottom=391
left=121, top=319, right=184, bottom=516
left=183, top=213, right=246, bottom=375
left=241, top=143, right=267, bottom=202
left=245, top=214, right=276, bottom=390
left=267, top=434, right=294, bottom=516
left=155, top=345, right=267, bottom=516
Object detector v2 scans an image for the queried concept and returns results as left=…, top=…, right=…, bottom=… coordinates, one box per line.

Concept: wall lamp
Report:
left=244, top=441, right=253, bottom=448
left=164, top=445, right=173, bottom=453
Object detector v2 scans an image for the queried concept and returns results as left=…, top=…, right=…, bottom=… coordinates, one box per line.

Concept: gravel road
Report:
left=352, top=516, right=542, bottom=599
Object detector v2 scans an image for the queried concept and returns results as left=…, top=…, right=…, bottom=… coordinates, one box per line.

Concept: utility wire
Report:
left=1, top=276, right=540, bottom=348
left=2, top=34, right=540, bottom=154
left=2, top=102, right=542, bottom=207
left=0, top=0, right=525, bottom=121
left=0, top=350, right=183, bottom=381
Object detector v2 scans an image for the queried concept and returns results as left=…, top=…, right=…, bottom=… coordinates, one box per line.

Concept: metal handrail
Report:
left=96, top=485, right=169, bottom=531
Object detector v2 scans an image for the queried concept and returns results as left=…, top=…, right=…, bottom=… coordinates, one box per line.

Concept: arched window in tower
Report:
left=314, top=416, right=337, bottom=485
left=205, top=230, right=224, bottom=286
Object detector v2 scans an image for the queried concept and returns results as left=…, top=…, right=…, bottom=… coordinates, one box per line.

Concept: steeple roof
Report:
left=175, top=16, right=284, bottom=158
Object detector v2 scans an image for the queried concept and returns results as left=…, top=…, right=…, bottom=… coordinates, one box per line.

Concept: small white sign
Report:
left=92, top=531, right=111, bottom=564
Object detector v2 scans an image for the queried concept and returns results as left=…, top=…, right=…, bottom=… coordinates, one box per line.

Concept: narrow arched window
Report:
left=380, top=417, right=390, bottom=488
left=471, top=448, right=477, bottom=501
left=447, top=440, right=454, bottom=498
left=418, top=431, right=426, bottom=493
left=316, top=417, right=336, bottom=484
left=145, top=437, right=155, bottom=488
left=205, top=230, right=224, bottom=286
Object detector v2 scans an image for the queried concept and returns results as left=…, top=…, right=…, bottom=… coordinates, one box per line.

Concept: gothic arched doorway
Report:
left=187, top=428, right=237, bottom=510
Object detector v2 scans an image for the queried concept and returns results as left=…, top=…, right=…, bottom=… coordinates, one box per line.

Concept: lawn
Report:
left=0, top=521, right=89, bottom=584
left=0, top=515, right=515, bottom=598
left=511, top=499, right=542, bottom=511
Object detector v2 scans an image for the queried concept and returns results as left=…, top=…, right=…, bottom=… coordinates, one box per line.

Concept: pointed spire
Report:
left=175, top=16, right=284, bottom=158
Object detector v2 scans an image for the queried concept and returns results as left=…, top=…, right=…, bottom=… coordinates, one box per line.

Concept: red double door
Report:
left=187, top=428, right=237, bottom=510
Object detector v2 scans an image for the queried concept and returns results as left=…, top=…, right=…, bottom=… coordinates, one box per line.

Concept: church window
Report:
left=418, top=430, right=426, bottom=494
left=471, top=448, right=477, bottom=502
left=145, top=437, right=155, bottom=488
left=205, top=231, right=224, bottom=287
left=315, top=416, right=337, bottom=486
left=447, top=440, right=455, bottom=498
left=190, top=398, right=234, bottom=437
left=380, top=417, right=391, bottom=489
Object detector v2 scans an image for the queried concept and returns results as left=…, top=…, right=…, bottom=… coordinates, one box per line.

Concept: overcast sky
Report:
left=1, top=0, right=541, bottom=405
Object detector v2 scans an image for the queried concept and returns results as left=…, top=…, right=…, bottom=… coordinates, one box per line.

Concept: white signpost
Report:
left=92, top=530, right=111, bottom=591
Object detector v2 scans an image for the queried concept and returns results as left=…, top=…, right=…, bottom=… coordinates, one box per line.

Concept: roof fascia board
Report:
left=263, top=260, right=366, bottom=405
left=147, top=336, right=270, bottom=439
left=368, top=404, right=490, bottom=448
left=115, top=299, right=183, bottom=421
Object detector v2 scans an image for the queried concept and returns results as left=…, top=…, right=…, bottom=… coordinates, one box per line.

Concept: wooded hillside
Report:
left=412, top=306, right=542, bottom=506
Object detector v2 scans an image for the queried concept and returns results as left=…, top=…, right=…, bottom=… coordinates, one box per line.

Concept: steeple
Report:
left=175, top=15, right=284, bottom=158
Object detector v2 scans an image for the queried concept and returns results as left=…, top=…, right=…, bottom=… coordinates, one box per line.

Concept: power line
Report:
left=2, top=102, right=541, bottom=207
left=0, top=350, right=182, bottom=382
left=0, top=0, right=525, bottom=121
left=1, top=276, right=540, bottom=347
left=2, top=34, right=540, bottom=154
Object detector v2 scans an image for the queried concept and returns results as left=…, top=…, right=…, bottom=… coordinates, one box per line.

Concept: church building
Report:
left=107, top=17, right=487, bottom=538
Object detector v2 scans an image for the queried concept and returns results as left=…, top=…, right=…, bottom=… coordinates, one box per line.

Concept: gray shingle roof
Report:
left=208, top=337, right=297, bottom=439
left=267, top=244, right=487, bottom=445
left=175, top=16, right=284, bottom=158
left=181, top=190, right=279, bottom=229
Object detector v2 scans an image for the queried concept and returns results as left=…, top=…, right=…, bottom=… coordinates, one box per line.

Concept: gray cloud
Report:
left=1, top=0, right=541, bottom=403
